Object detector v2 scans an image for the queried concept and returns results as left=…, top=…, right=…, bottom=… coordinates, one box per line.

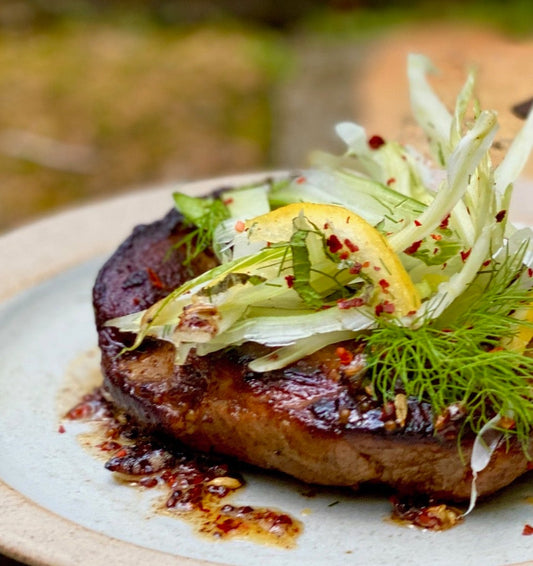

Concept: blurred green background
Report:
left=0, top=0, right=532, bottom=232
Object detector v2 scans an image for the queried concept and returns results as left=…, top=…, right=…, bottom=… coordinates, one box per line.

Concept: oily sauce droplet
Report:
left=389, top=494, right=462, bottom=531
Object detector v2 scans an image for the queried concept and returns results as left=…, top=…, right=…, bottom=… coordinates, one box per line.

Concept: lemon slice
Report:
left=245, top=202, right=421, bottom=316
left=501, top=303, right=533, bottom=353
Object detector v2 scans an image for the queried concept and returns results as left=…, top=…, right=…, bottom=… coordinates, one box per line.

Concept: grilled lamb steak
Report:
left=93, top=207, right=532, bottom=502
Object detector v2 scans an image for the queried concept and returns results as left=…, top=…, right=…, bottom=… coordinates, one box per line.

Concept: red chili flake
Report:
left=66, top=402, right=95, bottom=420
left=386, top=177, right=395, bottom=186
left=339, top=251, right=349, bottom=260
left=362, top=261, right=370, bottom=268
left=140, top=477, right=159, bottom=489
left=222, top=197, right=234, bottom=205
left=349, top=262, right=363, bottom=275
left=344, top=239, right=359, bottom=253
left=431, top=233, right=442, bottom=241
left=147, top=267, right=164, bottom=289
left=234, top=220, right=245, bottom=233
left=482, top=259, right=492, bottom=267
left=404, top=240, right=423, bottom=255
left=378, top=279, right=390, bottom=292
left=58, top=424, right=66, bottom=434
left=217, top=518, right=241, bottom=534
left=495, top=210, right=507, bottom=223
left=296, top=176, right=306, bottom=184
left=439, top=214, right=450, bottom=229
left=114, top=448, right=128, bottom=459
left=337, top=297, right=365, bottom=310
left=323, top=222, right=329, bottom=229
left=326, top=234, right=343, bottom=253
left=414, top=220, right=422, bottom=227
left=375, top=301, right=395, bottom=316
left=529, top=267, right=533, bottom=278
left=433, top=248, right=439, bottom=255
left=488, top=346, right=504, bottom=353
left=336, top=346, right=354, bottom=365
left=381, top=402, right=396, bottom=421
left=368, top=135, right=385, bottom=149
left=373, top=265, right=381, bottom=271
left=522, top=524, right=533, bottom=536
left=132, top=297, right=140, bottom=306
left=460, top=249, right=471, bottom=262
left=98, top=440, right=122, bottom=452
left=285, top=275, right=295, bottom=288
left=383, top=301, right=395, bottom=313
left=161, top=470, right=177, bottom=485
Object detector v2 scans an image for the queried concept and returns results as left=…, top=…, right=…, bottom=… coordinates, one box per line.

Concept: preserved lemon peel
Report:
left=244, top=202, right=421, bottom=317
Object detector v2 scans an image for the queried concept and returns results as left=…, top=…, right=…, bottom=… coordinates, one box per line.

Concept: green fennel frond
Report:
left=366, top=247, right=533, bottom=449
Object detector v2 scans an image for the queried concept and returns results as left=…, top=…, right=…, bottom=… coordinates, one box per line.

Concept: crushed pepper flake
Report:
left=368, top=134, right=386, bottom=149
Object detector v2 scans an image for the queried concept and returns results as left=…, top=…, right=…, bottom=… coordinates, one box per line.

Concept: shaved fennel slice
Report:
left=269, top=167, right=426, bottom=234
left=334, top=121, right=367, bottom=154
left=463, top=414, right=506, bottom=517
left=106, top=245, right=291, bottom=346
left=224, top=183, right=271, bottom=219
left=505, top=227, right=533, bottom=269
left=388, top=110, right=498, bottom=254
left=106, top=310, right=144, bottom=333
left=248, top=330, right=359, bottom=372
left=133, top=280, right=307, bottom=351
left=450, top=68, right=476, bottom=146
left=452, top=165, right=490, bottom=248
left=214, top=220, right=265, bottom=262
left=334, top=121, right=433, bottom=204
left=494, top=103, right=533, bottom=195
left=197, top=305, right=373, bottom=350
left=213, top=184, right=271, bottom=262
left=415, top=223, right=493, bottom=322
left=407, top=53, right=453, bottom=165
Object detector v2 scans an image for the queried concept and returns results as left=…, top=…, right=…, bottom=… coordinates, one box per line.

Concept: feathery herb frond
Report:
left=366, top=246, right=533, bottom=448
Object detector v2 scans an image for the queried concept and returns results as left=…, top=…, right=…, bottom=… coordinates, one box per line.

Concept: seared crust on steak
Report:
left=94, top=208, right=532, bottom=501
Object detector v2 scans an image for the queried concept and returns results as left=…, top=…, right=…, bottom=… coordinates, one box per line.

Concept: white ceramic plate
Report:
left=1, top=174, right=533, bottom=566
